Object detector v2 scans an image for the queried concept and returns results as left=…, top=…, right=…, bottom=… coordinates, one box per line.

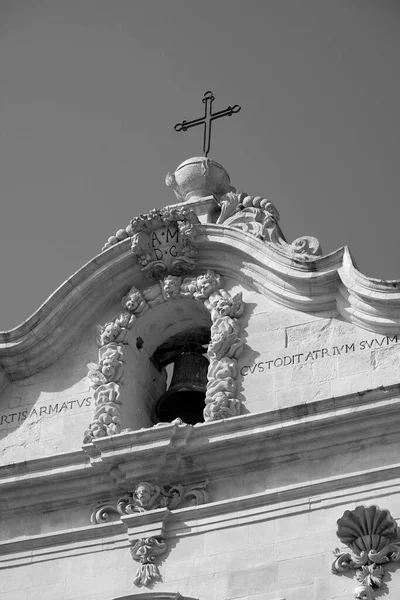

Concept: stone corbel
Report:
left=91, top=480, right=209, bottom=587
left=122, top=507, right=170, bottom=587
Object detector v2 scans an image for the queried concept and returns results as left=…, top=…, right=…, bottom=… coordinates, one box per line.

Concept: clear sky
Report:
left=1, top=0, right=399, bottom=329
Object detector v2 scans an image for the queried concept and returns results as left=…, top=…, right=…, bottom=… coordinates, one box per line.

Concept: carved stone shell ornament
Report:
left=331, top=505, right=400, bottom=599
left=337, top=505, right=398, bottom=555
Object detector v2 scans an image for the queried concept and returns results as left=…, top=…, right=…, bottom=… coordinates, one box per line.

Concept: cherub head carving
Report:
left=83, top=419, right=107, bottom=443
left=204, top=392, right=240, bottom=420
left=206, top=290, right=244, bottom=320
left=163, top=275, right=182, bottom=299
left=194, top=270, right=221, bottom=300
left=99, top=355, right=119, bottom=380
left=99, top=345, right=123, bottom=381
left=97, top=322, right=121, bottom=346
left=134, top=482, right=155, bottom=508
left=121, top=286, right=147, bottom=315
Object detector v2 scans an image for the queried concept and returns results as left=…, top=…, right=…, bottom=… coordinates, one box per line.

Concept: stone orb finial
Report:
left=166, top=157, right=231, bottom=203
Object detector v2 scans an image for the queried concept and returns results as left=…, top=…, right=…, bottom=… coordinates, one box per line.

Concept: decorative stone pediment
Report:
left=2, top=155, right=400, bottom=390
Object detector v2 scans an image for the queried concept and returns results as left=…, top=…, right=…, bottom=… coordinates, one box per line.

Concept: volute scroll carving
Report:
left=90, top=480, right=209, bottom=523
left=331, top=505, right=400, bottom=599
left=217, top=191, right=322, bottom=258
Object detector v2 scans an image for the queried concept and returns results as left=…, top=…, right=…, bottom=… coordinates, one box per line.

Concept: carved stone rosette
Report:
left=217, top=191, right=322, bottom=258
left=84, top=270, right=245, bottom=442
left=331, top=505, right=400, bottom=599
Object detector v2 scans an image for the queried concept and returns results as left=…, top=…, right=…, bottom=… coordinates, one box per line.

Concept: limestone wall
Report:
left=0, top=300, right=165, bottom=464
left=2, top=483, right=400, bottom=600
left=0, top=323, right=94, bottom=464
left=2, top=275, right=400, bottom=465
left=237, top=285, right=400, bottom=414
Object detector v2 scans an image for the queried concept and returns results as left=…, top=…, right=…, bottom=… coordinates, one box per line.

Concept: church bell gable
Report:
left=1, top=156, right=400, bottom=599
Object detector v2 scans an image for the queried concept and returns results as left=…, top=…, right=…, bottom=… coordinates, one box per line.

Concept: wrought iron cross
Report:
left=174, top=91, right=241, bottom=157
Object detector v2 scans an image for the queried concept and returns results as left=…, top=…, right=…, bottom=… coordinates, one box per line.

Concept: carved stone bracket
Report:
left=91, top=480, right=209, bottom=587
left=130, top=537, right=168, bottom=586
left=83, top=270, right=245, bottom=442
left=331, top=505, right=400, bottom=599
left=216, top=191, right=322, bottom=258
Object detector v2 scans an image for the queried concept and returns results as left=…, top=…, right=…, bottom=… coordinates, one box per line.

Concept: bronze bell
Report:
left=155, top=349, right=209, bottom=425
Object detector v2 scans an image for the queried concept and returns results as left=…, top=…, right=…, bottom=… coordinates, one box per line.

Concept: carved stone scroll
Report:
left=91, top=480, right=209, bottom=524
left=217, top=191, right=322, bottom=257
left=331, top=505, right=400, bottom=599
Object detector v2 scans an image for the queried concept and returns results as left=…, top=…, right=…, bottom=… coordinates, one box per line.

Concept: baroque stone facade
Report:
left=1, top=156, right=400, bottom=600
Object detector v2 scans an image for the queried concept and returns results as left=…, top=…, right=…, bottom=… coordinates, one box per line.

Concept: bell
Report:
left=155, top=349, right=209, bottom=425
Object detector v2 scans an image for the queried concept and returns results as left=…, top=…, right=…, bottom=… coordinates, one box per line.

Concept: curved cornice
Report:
left=1, top=224, right=400, bottom=382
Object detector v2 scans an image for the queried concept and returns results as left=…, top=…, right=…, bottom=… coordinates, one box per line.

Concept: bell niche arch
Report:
left=83, top=270, right=245, bottom=444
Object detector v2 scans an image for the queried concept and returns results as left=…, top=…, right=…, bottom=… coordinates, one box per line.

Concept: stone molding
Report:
left=83, top=270, right=245, bottom=442
left=3, top=224, right=400, bottom=381
left=112, top=594, right=183, bottom=600
left=331, top=505, right=400, bottom=599
left=2, top=470, right=400, bottom=571
left=83, top=383, right=400, bottom=488
left=1, top=384, right=400, bottom=513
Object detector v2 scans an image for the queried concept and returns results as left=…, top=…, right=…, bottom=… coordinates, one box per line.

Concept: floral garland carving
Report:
left=331, top=505, right=400, bottom=599
left=84, top=270, right=245, bottom=443
left=217, top=191, right=322, bottom=257
left=204, top=290, right=244, bottom=419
